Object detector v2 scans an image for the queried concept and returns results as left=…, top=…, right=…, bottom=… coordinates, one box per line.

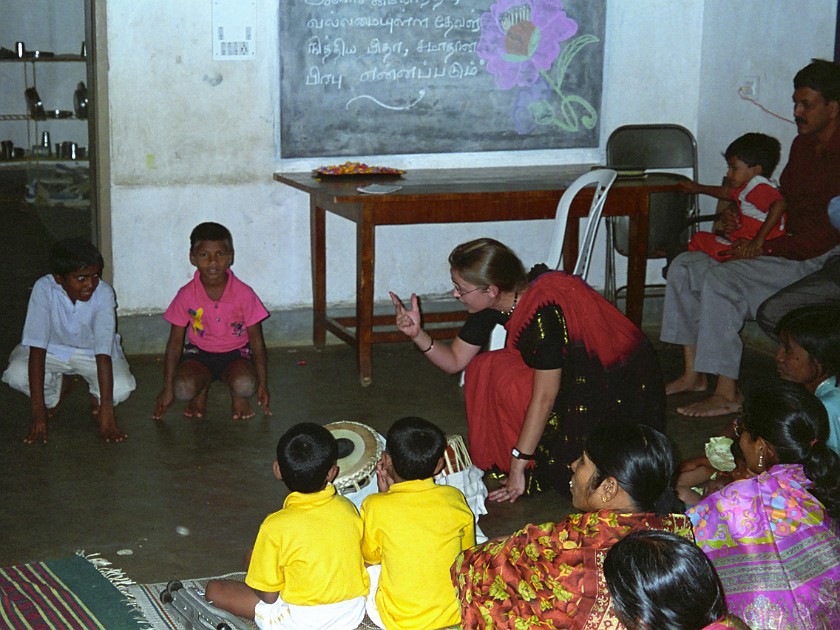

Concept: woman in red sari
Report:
left=391, top=238, right=664, bottom=501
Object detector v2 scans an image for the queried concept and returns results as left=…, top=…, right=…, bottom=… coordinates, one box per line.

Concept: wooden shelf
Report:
left=0, top=54, right=86, bottom=63
left=0, top=158, right=89, bottom=165
left=0, top=114, right=85, bottom=121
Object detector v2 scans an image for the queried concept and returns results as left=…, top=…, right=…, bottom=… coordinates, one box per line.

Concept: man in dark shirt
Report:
left=661, top=59, right=840, bottom=417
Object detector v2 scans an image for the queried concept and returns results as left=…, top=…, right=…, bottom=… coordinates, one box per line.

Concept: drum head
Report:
left=325, top=421, right=381, bottom=491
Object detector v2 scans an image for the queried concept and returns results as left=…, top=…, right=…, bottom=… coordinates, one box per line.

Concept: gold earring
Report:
left=601, top=494, right=608, bottom=503
left=758, top=451, right=764, bottom=469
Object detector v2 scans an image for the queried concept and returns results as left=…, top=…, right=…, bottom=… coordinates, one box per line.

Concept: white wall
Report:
left=103, top=1, right=838, bottom=323
left=105, top=0, right=706, bottom=316
left=695, top=2, right=837, bottom=218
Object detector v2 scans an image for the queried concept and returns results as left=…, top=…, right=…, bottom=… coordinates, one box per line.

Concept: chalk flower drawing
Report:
left=477, top=0, right=599, bottom=134
left=512, top=78, right=550, bottom=134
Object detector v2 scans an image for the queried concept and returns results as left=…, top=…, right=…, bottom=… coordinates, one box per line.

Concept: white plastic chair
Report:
left=546, top=168, right=618, bottom=278
left=460, top=169, right=618, bottom=385
left=460, top=324, right=507, bottom=387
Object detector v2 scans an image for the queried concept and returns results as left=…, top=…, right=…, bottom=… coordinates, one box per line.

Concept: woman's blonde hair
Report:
left=448, top=238, right=527, bottom=292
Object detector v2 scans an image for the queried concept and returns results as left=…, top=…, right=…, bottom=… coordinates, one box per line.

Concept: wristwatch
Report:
left=512, top=447, right=536, bottom=461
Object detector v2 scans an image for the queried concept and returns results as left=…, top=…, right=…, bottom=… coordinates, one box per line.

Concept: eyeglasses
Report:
left=452, top=283, right=485, bottom=297
left=733, top=417, right=745, bottom=438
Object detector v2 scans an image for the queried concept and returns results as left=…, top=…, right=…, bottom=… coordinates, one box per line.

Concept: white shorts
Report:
left=254, top=594, right=365, bottom=630
left=365, top=565, right=385, bottom=630
left=1, top=342, right=136, bottom=407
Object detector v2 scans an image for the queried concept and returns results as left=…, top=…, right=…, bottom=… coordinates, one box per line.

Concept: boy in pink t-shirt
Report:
left=153, top=222, right=271, bottom=421
left=682, top=132, right=786, bottom=261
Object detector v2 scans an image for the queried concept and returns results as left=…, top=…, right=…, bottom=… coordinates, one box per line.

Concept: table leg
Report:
left=624, top=191, right=650, bottom=327
left=311, top=200, right=326, bottom=347
left=356, top=208, right=375, bottom=386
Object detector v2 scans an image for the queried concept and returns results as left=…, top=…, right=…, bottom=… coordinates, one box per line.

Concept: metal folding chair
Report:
left=604, top=124, right=699, bottom=303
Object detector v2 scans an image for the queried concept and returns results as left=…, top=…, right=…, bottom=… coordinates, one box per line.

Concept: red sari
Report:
left=463, top=272, right=664, bottom=494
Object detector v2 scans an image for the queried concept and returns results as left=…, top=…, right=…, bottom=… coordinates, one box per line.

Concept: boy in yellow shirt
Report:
left=361, top=417, right=476, bottom=630
left=204, top=423, right=369, bottom=629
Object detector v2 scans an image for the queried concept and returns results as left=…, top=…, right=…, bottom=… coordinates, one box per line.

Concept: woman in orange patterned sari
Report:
left=452, top=423, right=694, bottom=629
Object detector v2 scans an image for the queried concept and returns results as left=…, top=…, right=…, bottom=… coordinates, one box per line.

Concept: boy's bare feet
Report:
left=665, top=373, right=708, bottom=395
left=89, top=395, right=100, bottom=417
left=47, top=376, right=77, bottom=418
left=231, top=396, right=255, bottom=421
left=184, top=388, right=209, bottom=418
left=677, top=394, right=742, bottom=417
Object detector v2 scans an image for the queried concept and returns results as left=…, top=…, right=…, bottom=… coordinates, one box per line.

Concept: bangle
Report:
left=420, top=337, right=434, bottom=353
left=512, top=447, right=535, bottom=461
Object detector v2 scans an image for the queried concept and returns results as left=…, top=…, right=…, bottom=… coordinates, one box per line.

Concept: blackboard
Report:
left=279, top=0, right=605, bottom=158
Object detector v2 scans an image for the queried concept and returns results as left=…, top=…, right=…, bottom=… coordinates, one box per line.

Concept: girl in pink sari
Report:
left=605, top=530, right=749, bottom=630
left=687, top=381, right=840, bottom=628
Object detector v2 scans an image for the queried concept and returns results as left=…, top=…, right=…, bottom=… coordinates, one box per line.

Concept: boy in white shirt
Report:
left=2, top=237, right=135, bottom=444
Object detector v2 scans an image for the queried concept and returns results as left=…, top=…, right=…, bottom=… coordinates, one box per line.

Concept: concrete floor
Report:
left=0, top=342, right=563, bottom=583
left=0, top=169, right=776, bottom=584
left=0, top=334, right=775, bottom=585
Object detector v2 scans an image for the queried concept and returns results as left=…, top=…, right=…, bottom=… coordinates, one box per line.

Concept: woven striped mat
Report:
left=0, top=551, right=146, bottom=629
left=128, top=573, right=255, bottom=630
left=129, top=574, right=382, bottom=630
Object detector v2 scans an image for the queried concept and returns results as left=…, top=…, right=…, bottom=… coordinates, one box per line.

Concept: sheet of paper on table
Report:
left=357, top=184, right=403, bottom=194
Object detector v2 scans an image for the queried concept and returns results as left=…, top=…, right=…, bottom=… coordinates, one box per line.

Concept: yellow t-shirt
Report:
left=246, top=484, right=369, bottom=605
left=361, top=478, right=476, bottom=630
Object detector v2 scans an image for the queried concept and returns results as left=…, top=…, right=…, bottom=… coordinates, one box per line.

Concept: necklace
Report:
left=502, top=290, right=519, bottom=317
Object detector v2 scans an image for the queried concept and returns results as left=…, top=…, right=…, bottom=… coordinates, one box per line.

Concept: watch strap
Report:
left=512, top=447, right=536, bottom=461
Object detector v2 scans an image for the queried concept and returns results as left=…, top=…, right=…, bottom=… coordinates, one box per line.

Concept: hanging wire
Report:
left=737, top=87, right=795, bottom=124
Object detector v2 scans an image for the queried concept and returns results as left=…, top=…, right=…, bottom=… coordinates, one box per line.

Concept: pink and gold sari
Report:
left=688, top=464, right=840, bottom=629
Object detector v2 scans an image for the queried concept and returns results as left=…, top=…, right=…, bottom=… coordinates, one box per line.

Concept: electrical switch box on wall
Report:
left=739, top=76, right=759, bottom=99
left=212, top=0, right=256, bottom=61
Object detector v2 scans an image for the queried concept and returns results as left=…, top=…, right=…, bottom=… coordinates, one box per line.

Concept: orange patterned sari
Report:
left=452, top=511, right=693, bottom=629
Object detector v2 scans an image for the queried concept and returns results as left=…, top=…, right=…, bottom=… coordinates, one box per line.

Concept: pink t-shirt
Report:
left=164, top=270, right=269, bottom=353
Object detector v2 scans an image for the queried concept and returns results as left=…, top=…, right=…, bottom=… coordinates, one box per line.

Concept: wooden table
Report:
left=275, top=165, right=683, bottom=385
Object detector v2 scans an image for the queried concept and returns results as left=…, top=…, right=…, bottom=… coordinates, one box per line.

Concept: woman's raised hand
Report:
left=390, top=291, right=422, bottom=339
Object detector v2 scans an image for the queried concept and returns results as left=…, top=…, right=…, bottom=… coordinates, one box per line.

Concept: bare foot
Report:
left=677, top=394, right=742, bottom=417
left=231, top=396, right=255, bottom=421
left=665, top=373, right=708, bottom=395
left=48, top=376, right=76, bottom=418
left=183, top=388, right=208, bottom=418
left=89, top=395, right=100, bottom=417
